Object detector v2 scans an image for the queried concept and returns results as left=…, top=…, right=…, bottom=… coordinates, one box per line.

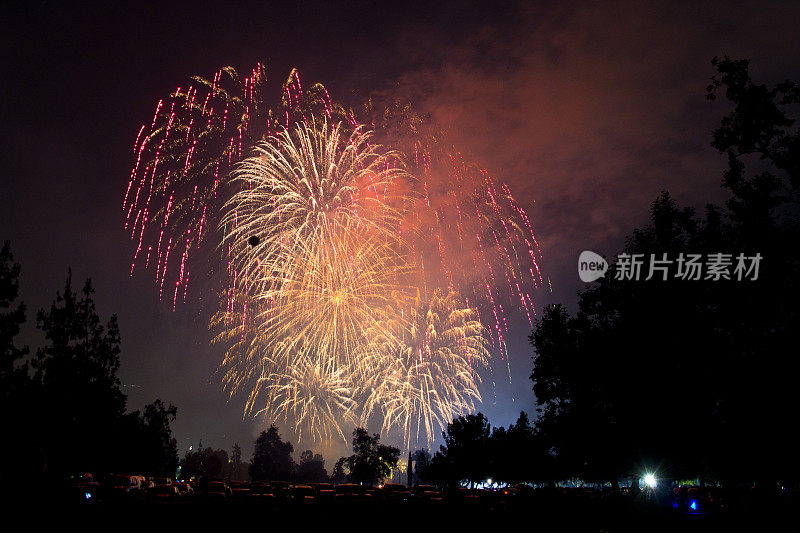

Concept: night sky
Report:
left=2, top=0, right=799, bottom=461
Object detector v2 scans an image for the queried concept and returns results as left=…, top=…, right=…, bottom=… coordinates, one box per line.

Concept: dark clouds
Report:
left=390, top=0, right=800, bottom=310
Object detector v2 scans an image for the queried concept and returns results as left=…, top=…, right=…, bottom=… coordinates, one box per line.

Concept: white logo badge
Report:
left=578, top=251, right=608, bottom=282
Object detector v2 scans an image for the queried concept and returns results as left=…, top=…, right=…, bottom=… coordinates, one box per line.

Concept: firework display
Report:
left=124, top=64, right=544, bottom=446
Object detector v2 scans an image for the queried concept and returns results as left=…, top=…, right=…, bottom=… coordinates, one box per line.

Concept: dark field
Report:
left=24, top=482, right=798, bottom=532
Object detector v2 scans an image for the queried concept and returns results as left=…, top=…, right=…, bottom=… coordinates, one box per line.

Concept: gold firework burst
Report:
left=214, top=119, right=411, bottom=437
left=258, top=354, right=358, bottom=443
left=362, top=288, right=489, bottom=448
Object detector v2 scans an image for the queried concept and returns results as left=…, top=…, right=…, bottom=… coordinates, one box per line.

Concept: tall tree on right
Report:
left=529, top=58, right=800, bottom=485
left=704, top=56, right=800, bottom=483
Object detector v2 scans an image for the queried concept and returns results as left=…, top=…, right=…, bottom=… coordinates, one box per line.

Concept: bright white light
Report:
left=487, top=478, right=492, bottom=485
left=643, top=473, right=657, bottom=488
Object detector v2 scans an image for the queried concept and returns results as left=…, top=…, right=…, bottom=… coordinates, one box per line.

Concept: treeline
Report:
left=181, top=426, right=403, bottom=486
left=180, top=443, right=250, bottom=482
left=248, top=426, right=332, bottom=484
left=0, top=251, right=179, bottom=486
left=411, top=412, right=549, bottom=488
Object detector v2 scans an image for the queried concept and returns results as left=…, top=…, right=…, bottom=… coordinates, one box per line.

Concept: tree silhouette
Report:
left=139, top=400, right=179, bottom=476
left=439, top=413, right=491, bottom=488
left=296, top=449, right=328, bottom=483
left=530, top=193, right=727, bottom=484
left=181, top=445, right=229, bottom=480
left=1, top=259, right=181, bottom=483
left=229, top=443, right=249, bottom=481
left=0, top=241, right=27, bottom=383
left=411, top=449, right=431, bottom=484
left=707, top=57, right=799, bottom=196
left=331, top=457, right=348, bottom=484
left=33, top=272, right=127, bottom=474
left=704, top=56, right=800, bottom=484
left=490, top=411, right=551, bottom=484
left=0, top=242, right=36, bottom=485
left=406, top=451, right=412, bottom=487
left=250, top=426, right=295, bottom=481
left=345, top=428, right=399, bottom=485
